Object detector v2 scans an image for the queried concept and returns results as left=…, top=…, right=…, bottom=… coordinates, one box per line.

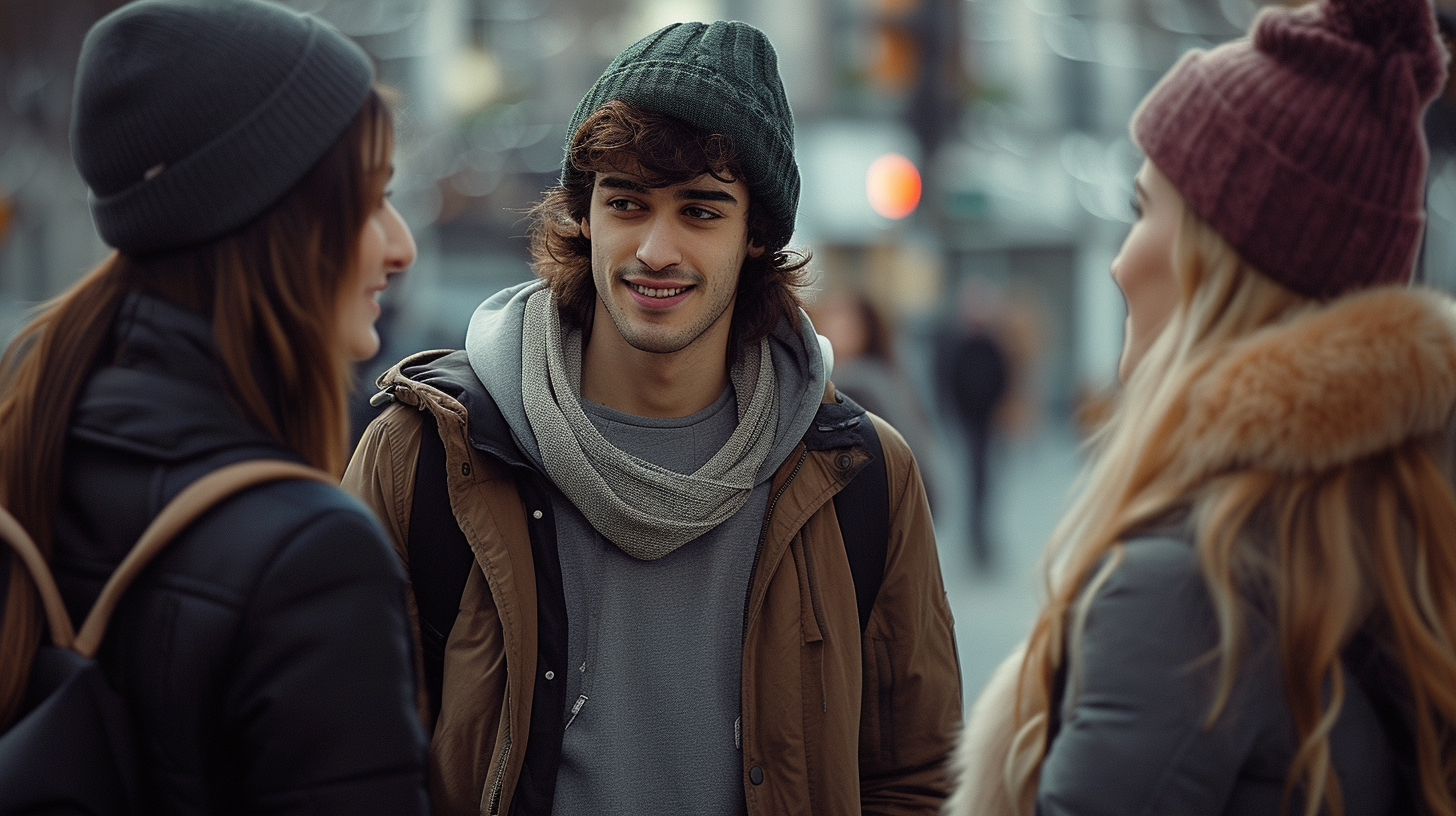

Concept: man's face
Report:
left=581, top=165, right=761, bottom=356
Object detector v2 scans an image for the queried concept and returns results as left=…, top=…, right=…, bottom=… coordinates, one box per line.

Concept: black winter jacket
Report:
left=30, top=292, right=429, bottom=814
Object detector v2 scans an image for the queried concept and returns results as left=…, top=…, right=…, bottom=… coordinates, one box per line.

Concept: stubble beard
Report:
left=602, top=264, right=734, bottom=355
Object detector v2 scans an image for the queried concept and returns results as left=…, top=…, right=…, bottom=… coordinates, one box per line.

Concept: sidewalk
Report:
left=932, top=419, right=1086, bottom=706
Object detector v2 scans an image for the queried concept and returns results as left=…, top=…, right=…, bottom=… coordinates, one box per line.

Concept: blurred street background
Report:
left=6, top=0, right=1456, bottom=703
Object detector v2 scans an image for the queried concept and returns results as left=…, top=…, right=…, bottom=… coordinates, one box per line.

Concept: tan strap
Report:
left=69, top=460, right=335, bottom=658
left=0, top=505, right=78, bottom=648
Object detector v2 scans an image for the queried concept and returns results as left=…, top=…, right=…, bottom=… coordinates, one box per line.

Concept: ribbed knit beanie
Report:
left=564, top=21, right=799, bottom=249
left=1132, top=0, right=1444, bottom=299
left=72, top=0, right=374, bottom=255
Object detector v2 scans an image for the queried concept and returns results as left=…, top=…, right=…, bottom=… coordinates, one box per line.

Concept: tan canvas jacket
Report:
left=344, top=351, right=963, bottom=815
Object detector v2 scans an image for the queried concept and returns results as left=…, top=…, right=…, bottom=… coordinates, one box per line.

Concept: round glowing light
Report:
left=866, top=153, right=922, bottom=220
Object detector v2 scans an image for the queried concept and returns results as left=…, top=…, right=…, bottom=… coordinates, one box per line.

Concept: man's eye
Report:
left=608, top=199, right=640, bottom=212
left=684, top=206, right=719, bottom=220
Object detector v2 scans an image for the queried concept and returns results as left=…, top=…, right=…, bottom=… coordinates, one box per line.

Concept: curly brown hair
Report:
left=528, top=100, right=810, bottom=358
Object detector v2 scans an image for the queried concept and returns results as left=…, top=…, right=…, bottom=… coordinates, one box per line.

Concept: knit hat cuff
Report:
left=90, top=17, right=372, bottom=255
left=1133, top=51, right=1424, bottom=298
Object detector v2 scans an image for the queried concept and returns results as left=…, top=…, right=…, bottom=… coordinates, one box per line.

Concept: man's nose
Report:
left=635, top=214, right=683, bottom=271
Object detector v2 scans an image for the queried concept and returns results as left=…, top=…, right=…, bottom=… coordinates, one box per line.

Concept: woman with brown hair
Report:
left=948, top=0, right=1456, bottom=814
left=0, top=0, right=428, bottom=810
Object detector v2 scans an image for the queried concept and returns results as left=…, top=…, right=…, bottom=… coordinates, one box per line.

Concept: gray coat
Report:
left=1031, top=285, right=1456, bottom=816
left=1037, top=531, right=1405, bottom=816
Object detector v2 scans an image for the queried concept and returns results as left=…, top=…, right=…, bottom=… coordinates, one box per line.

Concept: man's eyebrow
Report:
left=598, top=175, right=650, bottom=193
left=596, top=175, right=741, bottom=206
left=676, top=187, right=739, bottom=205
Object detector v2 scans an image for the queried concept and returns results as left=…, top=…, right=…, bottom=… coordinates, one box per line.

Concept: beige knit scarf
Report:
left=520, top=289, right=779, bottom=560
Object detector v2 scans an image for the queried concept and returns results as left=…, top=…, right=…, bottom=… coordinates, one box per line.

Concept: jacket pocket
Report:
left=873, top=637, right=896, bottom=762
left=795, top=535, right=828, bottom=645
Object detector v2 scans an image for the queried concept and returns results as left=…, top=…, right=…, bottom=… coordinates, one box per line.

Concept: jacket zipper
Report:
left=487, top=685, right=512, bottom=815
left=741, top=447, right=808, bottom=643
left=565, top=694, right=588, bottom=730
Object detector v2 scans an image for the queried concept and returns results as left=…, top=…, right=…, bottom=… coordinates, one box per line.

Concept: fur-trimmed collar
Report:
left=1182, top=285, right=1456, bottom=473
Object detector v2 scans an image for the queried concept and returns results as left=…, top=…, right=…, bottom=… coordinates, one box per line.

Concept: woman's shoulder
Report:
left=1093, top=529, right=1204, bottom=607
left=160, top=474, right=401, bottom=606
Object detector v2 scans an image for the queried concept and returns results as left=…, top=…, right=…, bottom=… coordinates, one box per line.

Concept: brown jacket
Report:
left=344, top=349, right=962, bottom=815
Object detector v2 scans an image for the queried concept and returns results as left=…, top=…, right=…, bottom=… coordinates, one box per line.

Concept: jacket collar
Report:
left=69, top=291, right=279, bottom=461
left=1181, top=285, right=1456, bottom=474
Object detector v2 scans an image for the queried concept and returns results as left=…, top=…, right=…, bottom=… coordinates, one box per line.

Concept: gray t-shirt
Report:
left=551, top=386, right=767, bottom=815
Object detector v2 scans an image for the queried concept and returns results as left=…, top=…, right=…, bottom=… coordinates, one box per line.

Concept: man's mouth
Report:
left=628, top=282, right=692, bottom=299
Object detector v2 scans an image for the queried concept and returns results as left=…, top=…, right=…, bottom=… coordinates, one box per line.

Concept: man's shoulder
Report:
left=378, top=349, right=480, bottom=400
left=373, top=348, right=518, bottom=455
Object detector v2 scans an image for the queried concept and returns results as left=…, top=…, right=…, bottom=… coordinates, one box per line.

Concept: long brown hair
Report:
left=528, top=100, right=810, bottom=358
left=1009, top=206, right=1456, bottom=816
left=0, top=89, right=394, bottom=730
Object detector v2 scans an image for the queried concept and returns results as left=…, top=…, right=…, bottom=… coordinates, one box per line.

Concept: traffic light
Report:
left=868, top=0, right=922, bottom=95
left=863, top=0, right=962, bottom=160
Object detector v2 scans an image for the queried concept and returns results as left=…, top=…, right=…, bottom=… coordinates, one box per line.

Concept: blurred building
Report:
left=7, top=0, right=1456, bottom=410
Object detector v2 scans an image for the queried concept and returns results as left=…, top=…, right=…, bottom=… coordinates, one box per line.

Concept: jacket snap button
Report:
left=533, top=510, right=544, bottom=520
left=461, top=462, right=471, bottom=476
left=749, top=765, right=764, bottom=785
left=836, top=454, right=852, bottom=469
left=545, top=670, right=555, bottom=680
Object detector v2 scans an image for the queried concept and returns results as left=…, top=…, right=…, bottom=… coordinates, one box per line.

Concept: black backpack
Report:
left=0, top=461, right=332, bottom=815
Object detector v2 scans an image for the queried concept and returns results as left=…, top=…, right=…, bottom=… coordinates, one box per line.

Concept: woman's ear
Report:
left=580, top=219, right=591, bottom=240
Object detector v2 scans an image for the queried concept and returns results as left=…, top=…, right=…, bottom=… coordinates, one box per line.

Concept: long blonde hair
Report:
left=1010, top=205, right=1456, bottom=816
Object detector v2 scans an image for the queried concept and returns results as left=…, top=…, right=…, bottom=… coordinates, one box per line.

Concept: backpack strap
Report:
left=0, top=509, right=75, bottom=648
left=408, top=417, right=475, bottom=723
left=831, top=413, right=889, bottom=634
left=0, top=460, right=332, bottom=658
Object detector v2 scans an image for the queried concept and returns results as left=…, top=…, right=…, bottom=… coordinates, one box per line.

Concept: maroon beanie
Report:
left=1132, top=0, right=1445, bottom=299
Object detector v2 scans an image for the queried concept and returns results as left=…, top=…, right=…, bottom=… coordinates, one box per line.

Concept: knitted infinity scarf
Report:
left=520, top=289, right=779, bottom=560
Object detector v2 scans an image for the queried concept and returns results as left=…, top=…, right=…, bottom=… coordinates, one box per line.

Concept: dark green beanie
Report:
left=564, top=21, right=799, bottom=248
left=72, top=0, right=373, bottom=255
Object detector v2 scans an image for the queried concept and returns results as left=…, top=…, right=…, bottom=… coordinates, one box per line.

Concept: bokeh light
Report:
left=866, top=152, right=921, bottom=220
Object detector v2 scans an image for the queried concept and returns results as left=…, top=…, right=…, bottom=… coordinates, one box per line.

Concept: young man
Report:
left=345, top=21, right=961, bottom=815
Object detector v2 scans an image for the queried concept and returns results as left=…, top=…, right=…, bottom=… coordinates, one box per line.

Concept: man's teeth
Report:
left=630, top=283, right=687, bottom=298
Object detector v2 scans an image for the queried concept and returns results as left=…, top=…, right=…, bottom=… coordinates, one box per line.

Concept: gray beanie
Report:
left=564, top=21, right=799, bottom=249
left=72, top=0, right=373, bottom=255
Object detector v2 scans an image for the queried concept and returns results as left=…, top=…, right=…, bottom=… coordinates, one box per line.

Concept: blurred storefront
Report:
left=7, top=0, right=1456, bottom=412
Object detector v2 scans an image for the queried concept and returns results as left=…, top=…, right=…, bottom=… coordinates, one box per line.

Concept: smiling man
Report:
left=344, top=21, right=961, bottom=815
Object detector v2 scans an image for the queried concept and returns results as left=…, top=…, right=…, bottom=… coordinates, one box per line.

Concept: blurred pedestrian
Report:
left=934, top=280, right=1009, bottom=572
left=0, top=0, right=428, bottom=811
left=345, top=20, right=960, bottom=815
left=948, top=0, right=1456, bottom=813
left=809, top=288, right=941, bottom=507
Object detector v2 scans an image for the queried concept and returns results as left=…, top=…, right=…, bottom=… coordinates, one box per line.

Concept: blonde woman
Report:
left=947, top=0, right=1456, bottom=814
left=0, top=0, right=427, bottom=810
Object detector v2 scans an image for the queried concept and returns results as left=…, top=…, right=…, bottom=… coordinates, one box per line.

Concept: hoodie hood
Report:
left=463, top=278, right=829, bottom=484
